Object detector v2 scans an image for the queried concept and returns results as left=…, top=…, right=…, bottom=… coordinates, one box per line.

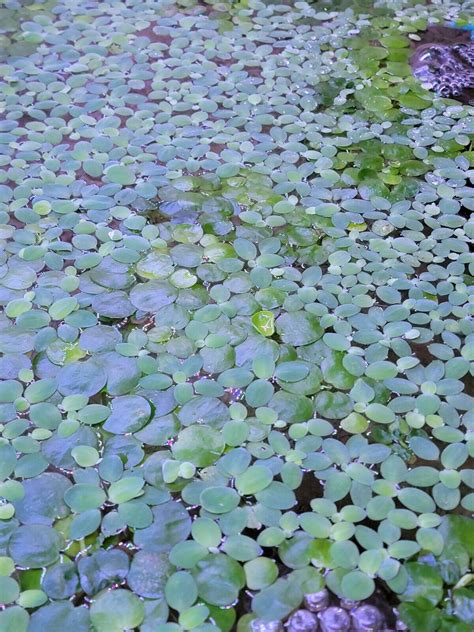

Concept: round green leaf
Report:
left=90, top=589, right=144, bottom=631
left=172, top=426, right=225, bottom=468
left=340, top=571, right=375, bottom=600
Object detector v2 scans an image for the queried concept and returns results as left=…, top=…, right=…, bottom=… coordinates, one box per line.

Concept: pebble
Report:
left=352, top=605, right=385, bottom=631
left=287, top=609, right=319, bottom=632
left=304, top=590, right=330, bottom=612
left=340, top=599, right=359, bottom=610
left=319, top=607, right=351, bottom=632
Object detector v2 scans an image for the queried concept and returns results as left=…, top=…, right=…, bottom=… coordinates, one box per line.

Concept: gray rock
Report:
left=319, top=607, right=351, bottom=632
left=287, top=609, right=319, bottom=632
left=352, top=605, right=385, bottom=631
left=304, top=589, right=330, bottom=612
left=340, top=598, right=359, bottom=610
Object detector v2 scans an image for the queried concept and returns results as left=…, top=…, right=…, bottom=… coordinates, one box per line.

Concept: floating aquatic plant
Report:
left=0, top=0, right=472, bottom=630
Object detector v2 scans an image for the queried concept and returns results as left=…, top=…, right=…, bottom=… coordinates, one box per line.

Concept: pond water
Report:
left=0, top=1, right=472, bottom=631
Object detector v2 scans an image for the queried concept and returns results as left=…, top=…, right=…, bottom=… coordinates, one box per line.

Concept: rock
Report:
left=319, top=607, right=351, bottom=632
left=340, top=598, right=359, bottom=610
left=304, top=589, right=330, bottom=612
left=352, top=605, right=385, bottom=631
left=287, top=609, right=319, bottom=632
